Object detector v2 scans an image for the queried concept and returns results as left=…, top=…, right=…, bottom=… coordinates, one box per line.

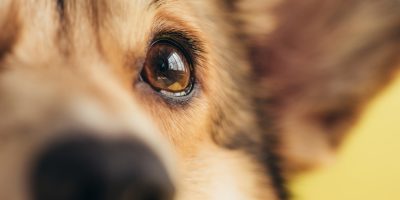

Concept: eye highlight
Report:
left=141, top=39, right=194, bottom=98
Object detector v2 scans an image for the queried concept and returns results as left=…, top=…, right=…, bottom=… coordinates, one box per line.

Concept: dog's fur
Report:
left=0, top=0, right=399, bottom=200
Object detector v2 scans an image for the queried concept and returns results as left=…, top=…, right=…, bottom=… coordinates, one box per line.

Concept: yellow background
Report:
left=291, top=73, right=400, bottom=200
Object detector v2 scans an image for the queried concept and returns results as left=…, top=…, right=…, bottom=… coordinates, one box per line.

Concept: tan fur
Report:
left=0, top=0, right=399, bottom=199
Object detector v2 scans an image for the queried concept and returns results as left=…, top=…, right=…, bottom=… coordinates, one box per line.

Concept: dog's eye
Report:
left=141, top=40, right=194, bottom=97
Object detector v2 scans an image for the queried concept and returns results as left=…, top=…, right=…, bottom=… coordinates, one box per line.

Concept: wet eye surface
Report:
left=140, top=40, right=194, bottom=98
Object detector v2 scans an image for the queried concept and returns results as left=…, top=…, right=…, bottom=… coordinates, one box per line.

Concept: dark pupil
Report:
left=156, top=57, right=171, bottom=82
left=144, top=43, right=190, bottom=93
left=157, top=58, right=168, bottom=72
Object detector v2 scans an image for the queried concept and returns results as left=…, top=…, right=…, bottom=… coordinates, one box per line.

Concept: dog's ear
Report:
left=229, top=0, right=400, bottom=175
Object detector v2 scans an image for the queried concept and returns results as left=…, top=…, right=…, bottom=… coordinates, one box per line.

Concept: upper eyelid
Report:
left=150, top=30, right=204, bottom=67
left=151, top=38, right=194, bottom=68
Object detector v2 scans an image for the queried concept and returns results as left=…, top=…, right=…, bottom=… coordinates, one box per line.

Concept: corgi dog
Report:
left=0, top=0, right=399, bottom=200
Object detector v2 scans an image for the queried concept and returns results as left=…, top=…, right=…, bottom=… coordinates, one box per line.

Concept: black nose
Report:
left=31, top=136, right=174, bottom=200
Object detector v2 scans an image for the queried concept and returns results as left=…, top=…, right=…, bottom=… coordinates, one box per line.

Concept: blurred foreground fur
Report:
left=0, top=0, right=399, bottom=200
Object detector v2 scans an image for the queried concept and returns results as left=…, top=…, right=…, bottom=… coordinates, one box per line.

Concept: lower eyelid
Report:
left=136, top=79, right=198, bottom=108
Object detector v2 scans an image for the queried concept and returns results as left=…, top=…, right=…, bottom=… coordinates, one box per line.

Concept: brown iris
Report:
left=141, top=41, right=193, bottom=97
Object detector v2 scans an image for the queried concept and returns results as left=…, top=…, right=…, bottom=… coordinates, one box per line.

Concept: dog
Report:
left=0, top=0, right=399, bottom=200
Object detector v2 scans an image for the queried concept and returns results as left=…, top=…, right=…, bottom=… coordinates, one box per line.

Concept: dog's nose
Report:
left=31, top=136, right=174, bottom=200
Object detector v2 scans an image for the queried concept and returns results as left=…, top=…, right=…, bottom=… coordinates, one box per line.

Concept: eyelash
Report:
left=151, top=31, right=202, bottom=66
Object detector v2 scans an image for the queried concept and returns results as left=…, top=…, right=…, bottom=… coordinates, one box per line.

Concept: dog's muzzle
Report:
left=30, top=134, right=174, bottom=200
